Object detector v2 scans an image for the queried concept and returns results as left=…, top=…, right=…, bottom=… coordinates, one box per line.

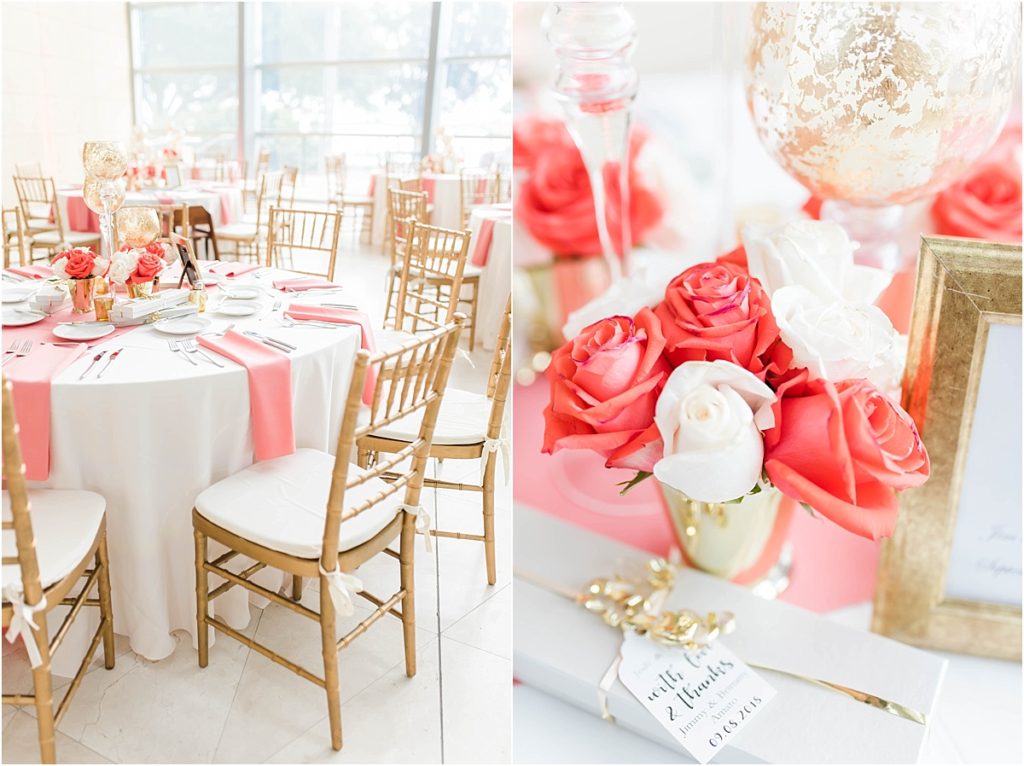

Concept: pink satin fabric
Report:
left=283, top=304, right=378, bottom=405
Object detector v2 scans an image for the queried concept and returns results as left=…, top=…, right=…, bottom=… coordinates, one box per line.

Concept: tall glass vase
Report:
left=544, top=2, right=638, bottom=281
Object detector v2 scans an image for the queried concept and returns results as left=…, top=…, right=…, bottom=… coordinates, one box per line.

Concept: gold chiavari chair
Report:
left=11, top=175, right=59, bottom=236
left=15, top=162, right=42, bottom=177
left=381, top=155, right=425, bottom=253
left=327, top=155, right=373, bottom=243
left=359, top=296, right=511, bottom=585
left=458, top=169, right=501, bottom=229
left=384, top=188, right=429, bottom=327
left=13, top=177, right=101, bottom=257
left=192, top=317, right=464, bottom=751
left=282, top=165, right=300, bottom=207
left=265, top=206, right=342, bottom=280
left=218, top=171, right=283, bottom=262
left=387, top=222, right=470, bottom=351
left=3, top=207, right=28, bottom=268
left=158, top=202, right=190, bottom=240
left=2, top=376, right=116, bottom=764
left=243, top=148, right=271, bottom=213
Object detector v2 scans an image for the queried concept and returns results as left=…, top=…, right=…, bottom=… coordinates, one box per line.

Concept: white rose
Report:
left=653, top=360, right=776, bottom=503
left=108, top=251, right=137, bottom=285
left=742, top=219, right=891, bottom=305
left=772, top=285, right=904, bottom=398
left=92, top=255, right=110, bottom=278
left=50, top=257, right=68, bottom=280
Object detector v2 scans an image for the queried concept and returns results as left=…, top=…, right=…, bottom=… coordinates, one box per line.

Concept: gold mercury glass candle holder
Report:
left=83, top=141, right=128, bottom=179
left=116, top=207, right=161, bottom=249
left=93, top=278, right=113, bottom=321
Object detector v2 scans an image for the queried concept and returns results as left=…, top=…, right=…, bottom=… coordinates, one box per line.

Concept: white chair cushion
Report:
left=217, top=223, right=258, bottom=240
left=371, top=388, right=490, bottom=446
left=2, top=490, right=105, bottom=592
left=31, top=230, right=98, bottom=245
left=241, top=212, right=258, bottom=225
left=375, top=329, right=418, bottom=355
left=194, top=449, right=403, bottom=559
left=463, top=263, right=483, bottom=277
left=26, top=218, right=56, bottom=231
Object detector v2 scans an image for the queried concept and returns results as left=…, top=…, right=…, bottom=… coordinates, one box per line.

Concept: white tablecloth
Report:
left=370, top=171, right=463, bottom=244
left=29, top=270, right=361, bottom=675
left=468, top=205, right=512, bottom=349
left=57, top=185, right=243, bottom=232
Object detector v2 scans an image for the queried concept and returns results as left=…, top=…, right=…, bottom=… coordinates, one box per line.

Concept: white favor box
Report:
left=514, top=505, right=947, bottom=763
left=109, top=288, right=189, bottom=322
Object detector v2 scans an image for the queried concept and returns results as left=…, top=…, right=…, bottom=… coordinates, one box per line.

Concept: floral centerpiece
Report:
left=542, top=219, right=930, bottom=582
left=109, top=241, right=174, bottom=298
left=51, top=247, right=110, bottom=314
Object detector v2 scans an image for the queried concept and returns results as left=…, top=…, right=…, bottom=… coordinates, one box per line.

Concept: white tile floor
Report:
left=2, top=234, right=512, bottom=764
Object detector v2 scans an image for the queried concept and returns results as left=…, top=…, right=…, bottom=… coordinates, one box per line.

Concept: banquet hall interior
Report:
left=2, top=1, right=511, bottom=763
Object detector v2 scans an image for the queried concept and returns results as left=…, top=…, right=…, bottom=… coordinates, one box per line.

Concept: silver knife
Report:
left=96, top=347, right=124, bottom=378
left=252, top=330, right=296, bottom=350
left=78, top=350, right=108, bottom=380
left=243, top=330, right=292, bottom=353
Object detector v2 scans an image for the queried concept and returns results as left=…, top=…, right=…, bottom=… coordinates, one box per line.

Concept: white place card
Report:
left=618, top=633, right=776, bottom=763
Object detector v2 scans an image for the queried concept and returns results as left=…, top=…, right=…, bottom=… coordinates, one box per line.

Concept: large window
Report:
left=129, top=1, right=511, bottom=195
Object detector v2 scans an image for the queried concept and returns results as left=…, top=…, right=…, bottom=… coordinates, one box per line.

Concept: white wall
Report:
left=2, top=1, right=133, bottom=203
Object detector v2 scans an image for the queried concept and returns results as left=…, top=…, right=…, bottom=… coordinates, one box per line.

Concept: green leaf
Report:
left=800, top=502, right=818, bottom=517
left=617, top=471, right=653, bottom=496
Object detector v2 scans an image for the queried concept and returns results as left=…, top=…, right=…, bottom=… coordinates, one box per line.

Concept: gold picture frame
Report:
left=872, top=236, right=1022, bottom=660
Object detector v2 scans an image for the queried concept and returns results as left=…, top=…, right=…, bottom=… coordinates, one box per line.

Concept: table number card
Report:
left=617, top=633, right=776, bottom=764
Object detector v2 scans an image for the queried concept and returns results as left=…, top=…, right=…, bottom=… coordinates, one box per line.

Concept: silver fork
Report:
left=1, top=340, right=29, bottom=366
left=2, top=340, right=20, bottom=359
left=168, top=338, right=197, bottom=365
left=180, top=337, right=224, bottom=367
left=280, top=316, right=339, bottom=329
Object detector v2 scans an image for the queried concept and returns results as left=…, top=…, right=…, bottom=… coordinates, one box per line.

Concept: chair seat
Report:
left=218, top=222, right=259, bottom=240
left=2, top=490, right=105, bottom=592
left=194, top=449, right=403, bottom=559
left=26, top=219, right=57, bottom=232
left=375, top=329, right=418, bottom=354
left=30, top=230, right=99, bottom=246
left=241, top=212, right=258, bottom=225
left=342, top=196, right=373, bottom=206
left=463, top=264, right=482, bottom=278
left=370, top=388, right=490, bottom=446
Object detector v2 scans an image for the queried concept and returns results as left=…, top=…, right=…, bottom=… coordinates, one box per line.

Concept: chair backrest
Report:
left=2, top=376, right=44, bottom=608
left=12, top=175, right=59, bottom=230
left=265, top=206, right=342, bottom=280
left=386, top=188, right=428, bottom=272
left=253, top=148, right=270, bottom=181
left=459, top=169, right=501, bottom=227
left=385, top=154, right=422, bottom=193
left=393, top=221, right=470, bottom=334
left=325, top=155, right=347, bottom=203
left=255, top=171, right=284, bottom=228
left=2, top=207, right=27, bottom=268
left=322, top=317, right=464, bottom=566
left=282, top=166, right=299, bottom=206
left=159, top=203, right=190, bottom=239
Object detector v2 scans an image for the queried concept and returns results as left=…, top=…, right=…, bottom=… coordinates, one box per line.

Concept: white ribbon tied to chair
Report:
left=403, top=503, right=433, bottom=553
left=481, top=436, right=510, bottom=486
left=2, top=582, right=46, bottom=668
left=317, top=564, right=363, bottom=617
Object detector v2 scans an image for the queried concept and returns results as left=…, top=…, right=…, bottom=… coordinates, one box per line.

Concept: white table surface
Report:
left=370, top=170, right=463, bottom=245
left=513, top=601, right=1022, bottom=764
left=25, top=267, right=363, bottom=675
left=467, top=204, right=512, bottom=349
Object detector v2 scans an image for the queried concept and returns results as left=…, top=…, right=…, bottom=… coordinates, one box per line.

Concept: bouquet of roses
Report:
left=51, top=247, right=109, bottom=280
left=542, top=219, right=930, bottom=541
left=109, top=241, right=175, bottom=286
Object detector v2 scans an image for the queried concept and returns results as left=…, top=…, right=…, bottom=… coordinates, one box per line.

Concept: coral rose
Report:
left=763, top=372, right=929, bottom=540
left=55, top=248, right=100, bottom=279
left=653, top=262, right=784, bottom=379
left=543, top=308, right=671, bottom=472
left=514, top=118, right=664, bottom=257
left=130, top=252, right=164, bottom=284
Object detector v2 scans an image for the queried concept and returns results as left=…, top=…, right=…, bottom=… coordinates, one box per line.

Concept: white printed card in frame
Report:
left=872, top=236, right=1022, bottom=660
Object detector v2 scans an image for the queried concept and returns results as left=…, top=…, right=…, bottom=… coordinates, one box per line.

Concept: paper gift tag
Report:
left=617, top=633, right=776, bottom=764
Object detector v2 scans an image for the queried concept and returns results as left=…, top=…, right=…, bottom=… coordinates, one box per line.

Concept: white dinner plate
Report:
left=215, top=303, right=258, bottom=317
left=2, top=288, right=33, bottom=303
left=52, top=323, right=116, bottom=341
left=2, top=308, right=46, bottom=326
left=152, top=316, right=213, bottom=335
left=221, top=286, right=261, bottom=300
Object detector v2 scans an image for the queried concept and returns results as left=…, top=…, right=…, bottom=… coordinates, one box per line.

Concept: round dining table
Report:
left=56, top=184, right=244, bottom=234
left=369, top=170, right=463, bottom=245
left=8, top=267, right=363, bottom=676
left=466, top=204, right=513, bottom=348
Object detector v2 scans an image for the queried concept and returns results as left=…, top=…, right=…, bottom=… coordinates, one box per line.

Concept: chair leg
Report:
left=318, top=582, right=343, bottom=751
left=356, top=446, right=371, bottom=469
left=400, top=512, right=417, bottom=677
left=468, top=282, right=479, bottom=352
left=31, top=623, right=56, bottom=764
left=194, top=526, right=209, bottom=668
left=96, top=533, right=116, bottom=669
left=291, top=575, right=302, bottom=602
left=483, top=470, right=497, bottom=587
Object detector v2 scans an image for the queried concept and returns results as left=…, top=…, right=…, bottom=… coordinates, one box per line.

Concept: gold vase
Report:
left=68, top=277, right=97, bottom=314
left=126, top=280, right=153, bottom=299
left=659, top=482, right=794, bottom=597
